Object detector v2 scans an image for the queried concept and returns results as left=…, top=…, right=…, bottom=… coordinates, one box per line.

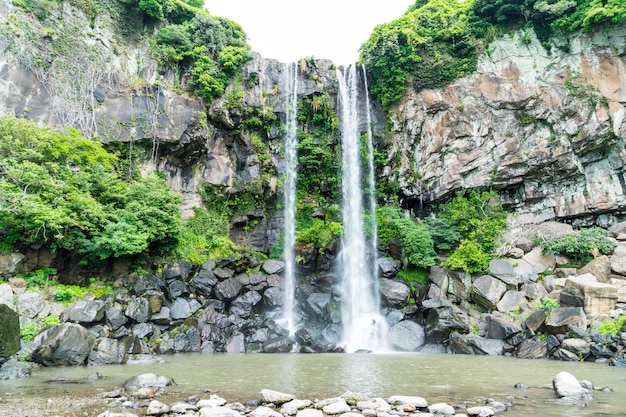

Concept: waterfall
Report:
left=281, top=61, right=298, bottom=334
left=336, top=65, right=387, bottom=352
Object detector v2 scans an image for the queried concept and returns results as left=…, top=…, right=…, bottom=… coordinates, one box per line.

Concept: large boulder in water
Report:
left=388, top=320, right=425, bottom=351
left=29, top=323, right=95, bottom=366
left=123, top=373, right=175, bottom=394
left=0, top=304, right=20, bottom=360
left=552, top=371, right=592, bottom=400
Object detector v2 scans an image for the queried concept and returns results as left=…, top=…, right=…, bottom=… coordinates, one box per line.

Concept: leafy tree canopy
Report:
left=0, top=116, right=182, bottom=265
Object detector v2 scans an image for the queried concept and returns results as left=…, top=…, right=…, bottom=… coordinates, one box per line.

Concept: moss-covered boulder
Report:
left=0, top=304, right=20, bottom=360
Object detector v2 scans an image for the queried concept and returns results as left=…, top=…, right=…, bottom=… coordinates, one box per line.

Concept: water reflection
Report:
left=1, top=353, right=624, bottom=417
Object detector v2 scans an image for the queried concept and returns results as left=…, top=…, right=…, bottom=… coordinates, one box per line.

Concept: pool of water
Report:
left=1, top=353, right=624, bottom=416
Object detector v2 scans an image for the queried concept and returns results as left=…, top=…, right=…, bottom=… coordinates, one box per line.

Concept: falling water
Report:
left=362, top=65, right=379, bottom=295
left=281, top=61, right=298, bottom=334
left=336, top=65, right=387, bottom=352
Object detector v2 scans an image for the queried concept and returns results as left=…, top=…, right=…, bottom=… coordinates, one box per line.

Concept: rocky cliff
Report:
left=2, top=0, right=626, bottom=238
left=387, top=27, right=626, bottom=228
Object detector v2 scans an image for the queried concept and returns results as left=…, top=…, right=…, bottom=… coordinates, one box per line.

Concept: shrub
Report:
left=20, top=322, right=38, bottom=342
left=594, top=315, right=626, bottom=336
left=540, top=227, right=617, bottom=264
left=442, top=239, right=491, bottom=273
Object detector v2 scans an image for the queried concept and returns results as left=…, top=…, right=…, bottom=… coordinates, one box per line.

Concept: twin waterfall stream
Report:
left=280, top=63, right=387, bottom=352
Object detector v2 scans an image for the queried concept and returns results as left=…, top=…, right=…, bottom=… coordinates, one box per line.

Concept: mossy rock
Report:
left=0, top=304, right=21, bottom=360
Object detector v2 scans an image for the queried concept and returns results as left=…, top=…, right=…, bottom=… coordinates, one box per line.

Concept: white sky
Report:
left=204, top=0, right=415, bottom=65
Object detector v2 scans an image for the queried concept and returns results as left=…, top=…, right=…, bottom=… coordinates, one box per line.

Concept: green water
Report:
left=1, top=353, right=625, bottom=416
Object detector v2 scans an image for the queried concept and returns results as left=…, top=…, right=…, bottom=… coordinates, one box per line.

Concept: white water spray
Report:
left=281, top=61, right=298, bottom=334
left=336, top=65, right=388, bottom=352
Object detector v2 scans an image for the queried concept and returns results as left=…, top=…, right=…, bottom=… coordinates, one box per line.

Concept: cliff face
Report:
left=387, top=27, right=626, bottom=227
left=2, top=0, right=626, bottom=235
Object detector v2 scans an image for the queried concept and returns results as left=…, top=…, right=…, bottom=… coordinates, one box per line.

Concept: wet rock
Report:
left=262, top=337, right=293, bottom=353
left=123, top=373, right=175, bottom=393
left=428, top=266, right=449, bottom=293
left=167, top=280, right=187, bottom=299
left=377, top=257, right=401, bottom=278
left=262, top=260, right=285, bottom=275
left=516, top=337, right=548, bottom=359
left=146, top=400, right=170, bottom=415
left=263, top=287, right=283, bottom=307
left=260, top=389, right=295, bottom=404
left=388, top=320, right=425, bottom=351
left=467, top=406, right=496, bottom=416
left=0, top=304, right=20, bottom=360
left=89, top=338, right=126, bottom=365
left=546, top=307, right=587, bottom=334
left=552, top=371, right=592, bottom=400
left=424, top=300, right=470, bottom=343
left=229, top=290, right=262, bottom=318
left=447, top=270, right=472, bottom=302
left=281, top=399, right=313, bottom=415
left=428, top=402, right=455, bottom=415
left=471, top=275, right=506, bottom=310
left=61, top=300, right=106, bottom=324
left=250, top=406, right=283, bottom=417
left=523, top=309, right=547, bottom=332
left=215, top=277, right=243, bottom=300
left=379, top=278, right=410, bottom=307
left=307, top=293, right=331, bottom=315
left=125, top=297, right=151, bottom=323
left=29, top=323, right=95, bottom=366
left=191, top=270, right=219, bottom=297
left=200, top=406, right=242, bottom=417
left=0, top=357, right=32, bottom=380
left=449, top=333, right=504, bottom=356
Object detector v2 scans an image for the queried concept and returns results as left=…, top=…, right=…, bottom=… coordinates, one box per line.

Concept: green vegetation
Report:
left=360, top=0, right=626, bottom=107
left=541, top=296, right=560, bottom=310
left=360, top=0, right=477, bottom=107
left=0, top=116, right=182, bottom=269
left=152, top=9, right=251, bottom=103
left=539, top=227, right=617, bottom=264
left=439, top=190, right=508, bottom=273
left=594, top=315, right=626, bottom=336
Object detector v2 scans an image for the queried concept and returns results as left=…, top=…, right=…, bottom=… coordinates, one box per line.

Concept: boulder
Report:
left=565, top=274, right=617, bottom=315
left=559, top=286, right=585, bottom=308
left=106, top=306, right=129, bottom=330
left=486, top=315, right=522, bottom=340
left=561, top=338, right=590, bottom=358
left=229, top=290, right=262, bottom=317
left=532, top=222, right=574, bottom=241
left=215, top=277, right=243, bottom=300
left=123, top=373, right=175, bottom=393
left=471, top=275, right=506, bottom=310
left=447, top=270, right=472, bottom=302
left=88, top=338, right=126, bottom=365
left=424, top=301, right=470, bottom=343
left=522, top=247, right=556, bottom=274
left=61, top=300, right=106, bottom=324
left=281, top=399, right=313, bottom=415
left=262, top=337, right=293, bottom=353
left=516, top=337, right=548, bottom=359
left=262, top=259, right=285, bottom=275
left=428, top=403, right=455, bottom=415
left=610, top=242, right=626, bottom=276
left=377, top=257, right=400, bottom=278
left=16, top=291, right=47, bottom=319
left=307, top=293, right=331, bottom=315
left=488, top=259, right=518, bottom=288
left=146, top=400, right=170, bottom=416
left=546, top=307, right=587, bottom=334
left=200, top=407, right=242, bottom=417
left=322, top=399, right=351, bottom=415
left=260, top=389, right=295, bottom=404
left=250, top=406, right=283, bottom=417
left=0, top=304, right=20, bottom=360
left=0, top=357, right=32, bottom=380
left=379, top=278, right=410, bottom=307
left=449, top=333, right=504, bottom=356
left=428, top=266, right=449, bottom=293
left=169, top=298, right=192, bottom=320
left=496, top=290, right=529, bottom=313
left=552, top=371, right=592, bottom=400
left=125, top=297, right=151, bottom=323
left=167, top=280, right=187, bottom=299
left=387, top=395, right=428, bottom=408
left=263, top=287, right=284, bottom=307
left=388, top=320, right=425, bottom=351
left=523, top=309, right=547, bottom=332
left=0, top=253, right=25, bottom=275
left=579, top=255, right=611, bottom=283
left=29, top=323, right=95, bottom=366
left=191, top=270, right=219, bottom=297
left=0, top=283, right=14, bottom=308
